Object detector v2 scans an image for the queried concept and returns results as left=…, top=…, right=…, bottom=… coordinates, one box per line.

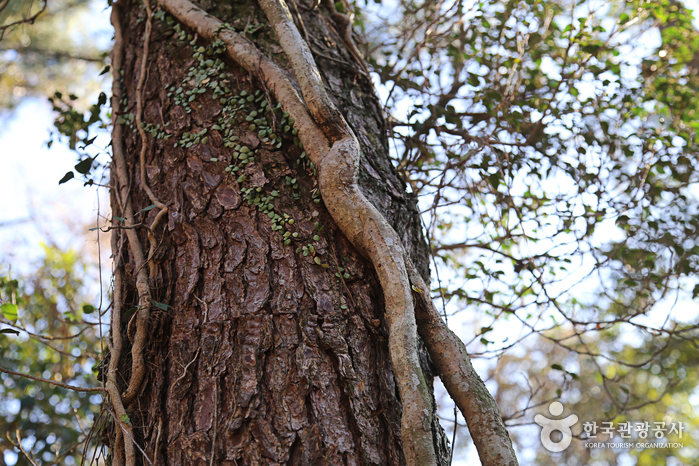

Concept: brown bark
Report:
left=108, top=0, right=448, bottom=464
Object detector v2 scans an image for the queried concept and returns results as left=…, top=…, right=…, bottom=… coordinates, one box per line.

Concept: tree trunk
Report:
left=108, top=0, right=448, bottom=464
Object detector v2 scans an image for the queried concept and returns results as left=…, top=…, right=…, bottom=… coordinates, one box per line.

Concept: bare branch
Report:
left=0, top=0, right=48, bottom=40
left=0, top=365, right=103, bottom=392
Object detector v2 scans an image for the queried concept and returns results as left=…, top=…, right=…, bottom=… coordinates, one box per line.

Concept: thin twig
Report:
left=11, top=430, right=39, bottom=466
left=0, top=365, right=104, bottom=392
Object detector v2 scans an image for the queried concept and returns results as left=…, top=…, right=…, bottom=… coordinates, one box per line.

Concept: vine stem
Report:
left=119, top=0, right=166, bottom=409
left=134, top=0, right=169, bottom=274
left=108, top=3, right=148, bottom=466
left=406, top=260, right=519, bottom=465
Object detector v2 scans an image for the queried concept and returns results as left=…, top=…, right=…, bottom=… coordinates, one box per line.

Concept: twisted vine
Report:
left=108, top=2, right=168, bottom=465
left=108, top=5, right=139, bottom=466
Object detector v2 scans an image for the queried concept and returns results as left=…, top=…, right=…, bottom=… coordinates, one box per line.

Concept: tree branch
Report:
left=0, top=365, right=104, bottom=393
left=0, top=0, right=47, bottom=40
left=4, top=45, right=104, bottom=63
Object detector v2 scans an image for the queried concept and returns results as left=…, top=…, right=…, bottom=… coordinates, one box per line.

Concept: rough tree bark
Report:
left=106, top=0, right=517, bottom=464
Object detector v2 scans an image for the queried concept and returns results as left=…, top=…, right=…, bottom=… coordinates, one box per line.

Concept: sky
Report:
left=0, top=98, right=110, bottom=272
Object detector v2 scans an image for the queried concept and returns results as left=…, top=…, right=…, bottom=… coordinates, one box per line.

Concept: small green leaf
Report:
left=59, top=171, right=75, bottom=184
left=82, top=304, right=96, bottom=314
left=1, top=303, right=18, bottom=322
left=75, top=158, right=94, bottom=175
left=551, top=364, right=564, bottom=371
left=120, top=414, right=131, bottom=424
left=150, top=300, right=171, bottom=311
left=136, top=205, right=158, bottom=215
left=314, top=256, right=322, bottom=265
left=122, top=306, right=138, bottom=321
left=411, top=285, right=422, bottom=294
left=0, top=328, right=19, bottom=335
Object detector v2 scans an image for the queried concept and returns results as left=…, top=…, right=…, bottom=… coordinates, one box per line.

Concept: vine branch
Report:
left=108, top=3, right=145, bottom=466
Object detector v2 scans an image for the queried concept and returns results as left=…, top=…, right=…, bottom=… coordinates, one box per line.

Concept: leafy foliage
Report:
left=363, top=0, right=699, bottom=460
left=0, top=0, right=107, bottom=110
left=48, top=90, right=109, bottom=185
left=0, top=246, right=105, bottom=465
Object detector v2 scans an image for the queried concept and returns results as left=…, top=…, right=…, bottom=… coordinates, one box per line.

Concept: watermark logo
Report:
left=535, top=401, right=579, bottom=452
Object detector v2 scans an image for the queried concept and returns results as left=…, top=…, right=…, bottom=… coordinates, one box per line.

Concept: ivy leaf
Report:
left=59, top=171, right=75, bottom=184
left=136, top=205, right=158, bottom=215
left=120, top=414, right=130, bottom=424
left=150, top=300, right=171, bottom=311
left=74, top=158, right=94, bottom=175
left=1, top=303, right=18, bottom=322
left=122, top=306, right=138, bottom=322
